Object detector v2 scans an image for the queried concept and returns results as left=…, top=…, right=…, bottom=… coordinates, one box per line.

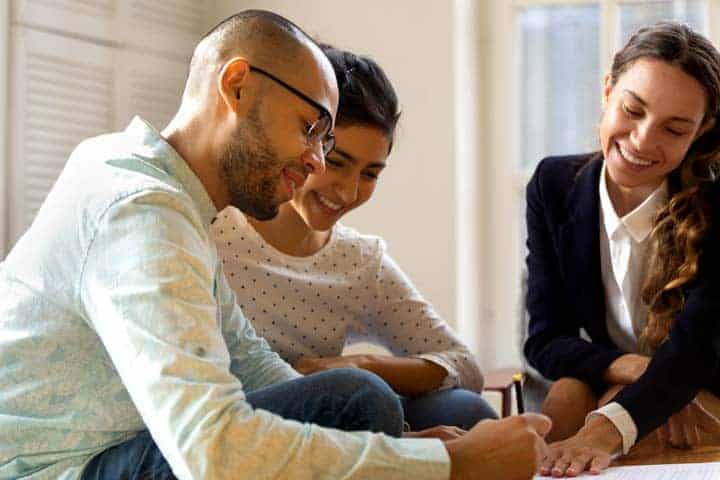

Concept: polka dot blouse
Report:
left=211, top=206, right=484, bottom=392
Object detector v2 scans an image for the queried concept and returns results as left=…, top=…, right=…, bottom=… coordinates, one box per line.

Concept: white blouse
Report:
left=594, top=164, right=667, bottom=453
left=211, top=206, right=484, bottom=392
left=599, top=164, right=668, bottom=353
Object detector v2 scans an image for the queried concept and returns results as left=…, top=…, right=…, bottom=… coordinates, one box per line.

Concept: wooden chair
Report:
left=484, top=367, right=523, bottom=417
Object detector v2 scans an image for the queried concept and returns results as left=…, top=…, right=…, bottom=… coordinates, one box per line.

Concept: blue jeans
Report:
left=402, top=388, right=498, bottom=431
left=81, top=368, right=402, bottom=480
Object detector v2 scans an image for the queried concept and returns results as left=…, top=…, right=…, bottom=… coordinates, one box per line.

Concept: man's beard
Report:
left=219, top=105, right=284, bottom=221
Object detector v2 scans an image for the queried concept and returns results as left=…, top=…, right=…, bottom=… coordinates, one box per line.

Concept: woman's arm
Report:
left=364, top=246, right=484, bottom=393
left=524, top=158, right=623, bottom=391
left=611, top=277, right=720, bottom=439
left=294, top=354, right=447, bottom=397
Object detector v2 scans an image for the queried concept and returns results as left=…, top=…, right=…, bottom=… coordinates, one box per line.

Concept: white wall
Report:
left=212, top=1, right=459, bottom=338
left=0, top=1, right=8, bottom=257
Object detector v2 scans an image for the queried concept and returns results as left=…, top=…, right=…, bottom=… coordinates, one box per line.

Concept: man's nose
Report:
left=302, top=144, right=325, bottom=175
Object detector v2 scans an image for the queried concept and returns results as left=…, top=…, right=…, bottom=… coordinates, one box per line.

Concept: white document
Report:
left=533, top=461, right=720, bottom=479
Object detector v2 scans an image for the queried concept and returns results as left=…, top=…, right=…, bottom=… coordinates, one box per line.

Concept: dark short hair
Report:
left=186, top=10, right=318, bottom=96
left=320, top=44, right=400, bottom=152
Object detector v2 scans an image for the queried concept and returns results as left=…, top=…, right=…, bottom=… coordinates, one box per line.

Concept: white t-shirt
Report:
left=212, top=206, right=484, bottom=392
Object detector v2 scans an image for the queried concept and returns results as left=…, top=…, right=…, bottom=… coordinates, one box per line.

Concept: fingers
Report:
left=692, top=399, right=720, bottom=436
left=543, top=450, right=609, bottom=477
left=404, top=425, right=467, bottom=441
left=535, top=431, right=550, bottom=465
left=451, top=426, right=467, bottom=437
left=539, top=444, right=561, bottom=476
left=431, top=426, right=466, bottom=441
left=538, top=435, right=613, bottom=478
left=680, top=406, right=700, bottom=446
left=667, top=414, right=687, bottom=448
left=656, top=423, right=669, bottom=446
left=562, top=452, right=593, bottom=477
left=550, top=456, right=571, bottom=477
left=521, top=412, right=553, bottom=438
left=588, top=454, right=612, bottom=475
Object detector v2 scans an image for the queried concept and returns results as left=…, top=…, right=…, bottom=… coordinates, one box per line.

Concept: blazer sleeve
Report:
left=612, top=233, right=720, bottom=440
left=523, top=158, right=623, bottom=393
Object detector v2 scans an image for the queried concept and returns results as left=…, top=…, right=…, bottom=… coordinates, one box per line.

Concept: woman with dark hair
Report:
left=212, top=45, right=496, bottom=433
left=524, top=22, right=720, bottom=475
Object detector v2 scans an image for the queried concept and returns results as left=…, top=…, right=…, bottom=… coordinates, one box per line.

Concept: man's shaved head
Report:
left=164, top=10, right=338, bottom=216
left=185, top=10, right=324, bottom=99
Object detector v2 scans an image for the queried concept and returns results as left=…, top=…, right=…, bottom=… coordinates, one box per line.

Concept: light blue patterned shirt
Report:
left=0, top=118, right=450, bottom=480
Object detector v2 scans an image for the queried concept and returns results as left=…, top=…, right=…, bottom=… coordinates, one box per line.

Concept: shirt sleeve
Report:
left=587, top=403, right=637, bottom=454
left=362, top=242, right=484, bottom=392
left=79, top=191, right=451, bottom=480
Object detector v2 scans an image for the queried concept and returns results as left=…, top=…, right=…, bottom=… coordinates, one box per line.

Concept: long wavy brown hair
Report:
left=609, top=24, right=720, bottom=353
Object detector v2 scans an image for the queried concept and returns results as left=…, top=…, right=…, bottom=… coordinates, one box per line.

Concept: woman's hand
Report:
left=404, top=425, right=467, bottom=441
left=655, top=397, right=720, bottom=448
left=293, top=355, right=366, bottom=375
left=602, top=354, right=650, bottom=385
left=539, top=415, right=622, bottom=477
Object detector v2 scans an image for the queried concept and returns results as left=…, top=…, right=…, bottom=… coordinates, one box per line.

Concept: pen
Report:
left=512, top=372, right=525, bottom=414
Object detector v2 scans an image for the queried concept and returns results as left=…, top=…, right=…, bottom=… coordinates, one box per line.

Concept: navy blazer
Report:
left=524, top=153, right=720, bottom=439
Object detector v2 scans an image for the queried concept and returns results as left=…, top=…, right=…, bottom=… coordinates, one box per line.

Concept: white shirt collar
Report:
left=599, top=164, right=668, bottom=243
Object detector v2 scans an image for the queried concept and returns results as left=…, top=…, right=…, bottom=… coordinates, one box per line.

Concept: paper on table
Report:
left=533, top=461, right=720, bottom=479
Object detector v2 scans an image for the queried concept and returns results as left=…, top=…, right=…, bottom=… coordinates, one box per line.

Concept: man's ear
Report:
left=218, top=57, right=251, bottom=113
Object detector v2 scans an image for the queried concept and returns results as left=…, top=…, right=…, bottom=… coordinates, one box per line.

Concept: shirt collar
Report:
left=599, top=163, right=668, bottom=243
left=125, top=116, right=218, bottom=230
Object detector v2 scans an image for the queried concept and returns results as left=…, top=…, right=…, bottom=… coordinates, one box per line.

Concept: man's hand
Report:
left=539, top=415, right=622, bottom=477
left=404, top=425, right=466, bottom=441
left=445, top=413, right=551, bottom=480
left=655, top=397, right=720, bottom=449
left=602, top=354, right=650, bottom=385
left=294, top=355, right=365, bottom=375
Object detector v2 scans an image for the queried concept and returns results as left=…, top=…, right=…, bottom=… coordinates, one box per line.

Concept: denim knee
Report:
left=332, top=368, right=404, bottom=436
left=450, top=389, right=498, bottom=423
left=403, top=388, right=497, bottom=430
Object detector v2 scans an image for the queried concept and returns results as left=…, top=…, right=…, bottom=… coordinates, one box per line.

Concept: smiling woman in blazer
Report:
left=523, top=22, right=720, bottom=475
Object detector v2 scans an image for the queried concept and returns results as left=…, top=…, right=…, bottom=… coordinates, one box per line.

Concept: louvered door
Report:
left=8, top=27, right=114, bottom=246
left=7, top=0, right=210, bottom=249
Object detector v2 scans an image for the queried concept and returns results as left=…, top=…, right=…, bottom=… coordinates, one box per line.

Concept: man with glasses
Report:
left=0, top=9, right=550, bottom=480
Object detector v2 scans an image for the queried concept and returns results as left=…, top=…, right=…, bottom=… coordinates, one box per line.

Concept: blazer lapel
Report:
left=557, top=158, right=613, bottom=345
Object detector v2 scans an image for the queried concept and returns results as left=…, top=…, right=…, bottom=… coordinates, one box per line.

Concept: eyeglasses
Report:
left=250, top=66, right=336, bottom=156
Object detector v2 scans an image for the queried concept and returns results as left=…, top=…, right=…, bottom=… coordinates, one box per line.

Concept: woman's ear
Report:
left=696, top=116, right=717, bottom=140
left=218, top=57, right=251, bottom=113
left=602, top=73, right=613, bottom=108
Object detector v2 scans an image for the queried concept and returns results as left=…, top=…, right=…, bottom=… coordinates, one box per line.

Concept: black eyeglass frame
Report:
left=249, top=65, right=336, bottom=156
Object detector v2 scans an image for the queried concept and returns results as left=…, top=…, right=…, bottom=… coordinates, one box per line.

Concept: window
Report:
left=3, top=0, right=210, bottom=254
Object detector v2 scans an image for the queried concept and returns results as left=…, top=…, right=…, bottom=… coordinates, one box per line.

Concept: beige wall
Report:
left=211, top=1, right=459, bottom=333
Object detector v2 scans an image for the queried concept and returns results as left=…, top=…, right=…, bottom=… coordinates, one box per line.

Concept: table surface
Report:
left=485, top=369, right=720, bottom=466
left=615, top=440, right=720, bottom=466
